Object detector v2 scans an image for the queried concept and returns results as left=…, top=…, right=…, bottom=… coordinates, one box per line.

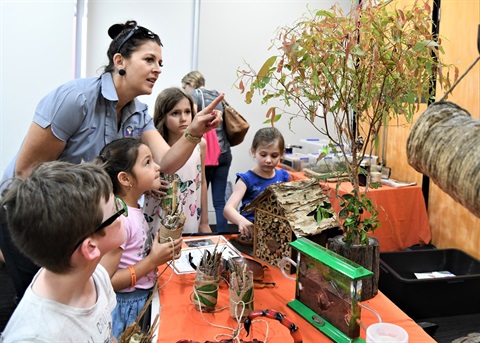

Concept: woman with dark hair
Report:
left=0, top=20, right=223, bottom=302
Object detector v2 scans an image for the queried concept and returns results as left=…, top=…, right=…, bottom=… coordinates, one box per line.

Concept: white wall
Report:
left=0, top=0, right=75, bottom=176
left=195, top=1, right=353, bottom=190
left=84, top=0, right=196, bottom=106
left=0, top=0, right=353, bottom=222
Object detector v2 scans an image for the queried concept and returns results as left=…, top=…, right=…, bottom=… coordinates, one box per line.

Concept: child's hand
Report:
left=238, top=219, right=254, bottom=238
left=150, top=234, right=182, bottom=265
left=145, top=179, right=169, bottom=199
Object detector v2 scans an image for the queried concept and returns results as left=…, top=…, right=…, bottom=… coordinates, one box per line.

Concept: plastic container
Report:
left=307, top=152, right=320, bottom=168
left=280, top=153, right=309, bottom=172
left=366, top=323, right=408, bottom=343
left=309, top=153, right=350, bottom=174
left=379, top=249, right=480, bottom=319
left=363, top=154, right=378, bottom=166
left=299, top=138, right=329, bottom=154
left=311, top=155, right=334, bottom=173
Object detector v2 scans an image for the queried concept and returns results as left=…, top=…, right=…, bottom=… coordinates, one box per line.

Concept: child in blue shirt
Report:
left=224, top=127, right=290, bottom=241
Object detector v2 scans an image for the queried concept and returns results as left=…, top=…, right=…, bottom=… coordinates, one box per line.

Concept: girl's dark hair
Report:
left=251, top=127, right=285, bottom=151
left=153, top=87, right=195, bottom=143
left=94, top=138, right=143, bottom=195
left=104, top=20, right=162, bottom=74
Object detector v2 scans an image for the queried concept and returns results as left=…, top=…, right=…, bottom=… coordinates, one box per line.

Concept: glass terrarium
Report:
left=288, top=238, right=372, bottom=343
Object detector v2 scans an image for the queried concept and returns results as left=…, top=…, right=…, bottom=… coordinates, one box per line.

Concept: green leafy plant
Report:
left=338, top=192, right=379, bottom=245
left=237, top=0, right=457, bottom=245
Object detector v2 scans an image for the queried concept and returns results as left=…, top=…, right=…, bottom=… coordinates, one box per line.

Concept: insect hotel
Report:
left=243, top=178, right=341, bottom=272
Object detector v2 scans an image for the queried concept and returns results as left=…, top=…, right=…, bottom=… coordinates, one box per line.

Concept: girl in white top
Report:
left=144, top=87, right=211, bottom=234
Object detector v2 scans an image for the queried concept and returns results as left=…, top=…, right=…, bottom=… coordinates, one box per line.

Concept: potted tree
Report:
left=237, top=0, right=456, bottom=299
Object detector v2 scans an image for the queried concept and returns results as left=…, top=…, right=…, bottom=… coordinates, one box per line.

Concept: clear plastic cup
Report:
left=366, top=323, right=408, bottom=343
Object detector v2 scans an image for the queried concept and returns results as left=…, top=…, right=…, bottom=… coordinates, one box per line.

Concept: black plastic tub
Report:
left=379, top=249, right=480, bottom=319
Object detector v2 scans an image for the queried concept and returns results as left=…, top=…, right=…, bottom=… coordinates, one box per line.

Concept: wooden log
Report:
left=406, top=101, right=480, bottom=218
left=328, top=236, right=380, bottom=301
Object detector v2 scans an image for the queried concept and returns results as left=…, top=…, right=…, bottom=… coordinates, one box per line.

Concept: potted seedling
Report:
left=237, top=0, right=457, bottom=299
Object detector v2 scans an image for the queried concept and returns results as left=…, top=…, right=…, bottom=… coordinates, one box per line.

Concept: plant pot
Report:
left=192, top=269, right=220, bottom=312
left=327, top=235, right=380, bottom=301
left=159, top=223, right=183, bottom=258
left=229, top=270, right=255, bottom=322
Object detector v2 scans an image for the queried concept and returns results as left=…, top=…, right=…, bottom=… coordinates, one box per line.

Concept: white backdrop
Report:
left=0, top=0, right=353, bottom=223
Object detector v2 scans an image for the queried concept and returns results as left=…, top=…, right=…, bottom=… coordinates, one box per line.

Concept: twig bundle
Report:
left=192, top=244, right=225, bottom=311
left=228, top=259, right=254, bottom=321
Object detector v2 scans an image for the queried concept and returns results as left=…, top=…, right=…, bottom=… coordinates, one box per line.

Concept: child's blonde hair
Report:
left=181, top=70, right=205, bottom=89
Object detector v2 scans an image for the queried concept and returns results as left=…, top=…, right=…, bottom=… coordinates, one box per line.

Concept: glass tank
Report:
left=288, top=238, right=373, bottom=343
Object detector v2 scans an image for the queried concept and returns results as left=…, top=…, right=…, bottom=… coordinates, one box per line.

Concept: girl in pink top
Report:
left=96, top=138, right=182, bottom=339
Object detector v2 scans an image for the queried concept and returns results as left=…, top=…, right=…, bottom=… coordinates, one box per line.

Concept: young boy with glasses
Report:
left=0, top=161, right=125, bottom=342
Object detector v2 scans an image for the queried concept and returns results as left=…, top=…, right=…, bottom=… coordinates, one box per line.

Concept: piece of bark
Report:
left=406, top=101, right=480, bottom=218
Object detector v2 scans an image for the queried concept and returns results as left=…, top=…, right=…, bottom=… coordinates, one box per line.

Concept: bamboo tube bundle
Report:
left=406, top=101, right=480, bottom=218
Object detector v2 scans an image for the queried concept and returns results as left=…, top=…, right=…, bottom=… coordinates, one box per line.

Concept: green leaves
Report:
left=256, top=56, right=277, bottom=82
left=236, top=0, right=457, bottom=246
left=193, top=282, right=219, bottom=309
left=338, top=191, right=380, bottom=245
left=315, top=201, right=334, bottom=224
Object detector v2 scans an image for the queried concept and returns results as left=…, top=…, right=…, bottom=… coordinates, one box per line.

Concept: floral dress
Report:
left=144, top=144, right=203, bottom=234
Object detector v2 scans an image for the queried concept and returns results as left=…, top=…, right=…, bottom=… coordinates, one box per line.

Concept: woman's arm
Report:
left=198, top=139, right=211, bottom=233
left=143, top=94, right=224, bottom=175
left=15, top=123, right=66, bottom=178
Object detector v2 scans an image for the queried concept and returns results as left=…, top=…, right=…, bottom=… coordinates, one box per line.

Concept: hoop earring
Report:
left=119, top=69, right=126, bottom=76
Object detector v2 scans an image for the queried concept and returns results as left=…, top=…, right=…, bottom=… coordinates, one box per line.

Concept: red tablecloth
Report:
left=289, top=171, right=431, bottom=252
left=156, top=250, right=434, bottom=342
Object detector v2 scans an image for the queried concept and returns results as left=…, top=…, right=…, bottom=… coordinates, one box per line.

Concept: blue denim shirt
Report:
left=2, top=73, right=155, bottom=188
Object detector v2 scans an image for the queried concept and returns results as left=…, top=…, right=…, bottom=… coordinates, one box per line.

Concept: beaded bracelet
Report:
left=184, top=127, right=202, bottom=144
left=127, top=265, right=136, bottom=288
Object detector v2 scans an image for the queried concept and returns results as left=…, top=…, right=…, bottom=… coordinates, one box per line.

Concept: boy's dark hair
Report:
left=153, top=87, right=195, bottom=143
left=94, top=138, right=143, bottom=195
left=251, top=127, right=286, bottom=152
left=1, top=161, right=112, bottom=273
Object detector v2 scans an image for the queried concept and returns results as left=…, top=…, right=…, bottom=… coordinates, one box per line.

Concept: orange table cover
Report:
left=289, top=171, right=432, bottom=252
left=156, top=254, right=434, bottom=342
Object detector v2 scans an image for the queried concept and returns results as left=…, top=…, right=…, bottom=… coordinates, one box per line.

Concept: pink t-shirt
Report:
left=117, top=206, right=157, bottom=292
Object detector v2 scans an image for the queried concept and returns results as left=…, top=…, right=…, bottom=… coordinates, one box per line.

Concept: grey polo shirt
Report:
left=2, top=73, right=155, bottom=185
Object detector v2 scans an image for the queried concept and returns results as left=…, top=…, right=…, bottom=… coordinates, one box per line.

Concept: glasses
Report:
left=72, top=197, right=128, bottom=253
left=117, top=26, right=156, bottom=53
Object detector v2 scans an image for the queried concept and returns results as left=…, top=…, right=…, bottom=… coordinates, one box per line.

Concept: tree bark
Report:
left=328, top=235, right=380, bottom=301
left=406, top=101, right=480, bottom=218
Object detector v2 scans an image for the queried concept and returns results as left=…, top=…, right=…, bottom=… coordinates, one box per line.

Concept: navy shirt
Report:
left=236, top=169, right=290, bottom=222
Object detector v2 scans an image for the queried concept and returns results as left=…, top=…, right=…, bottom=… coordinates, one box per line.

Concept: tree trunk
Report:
left=407, top=101, right=480, bottom=218
left=328, top=235, right=380, bottom=301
